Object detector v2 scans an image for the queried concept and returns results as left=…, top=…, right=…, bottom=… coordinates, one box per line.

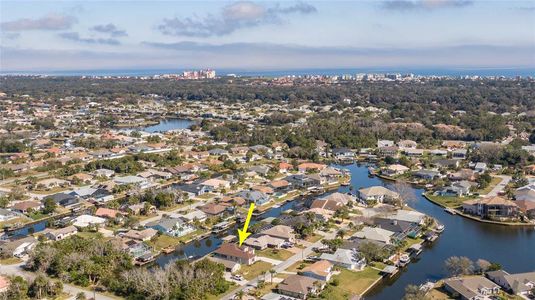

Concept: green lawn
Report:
left=329, top=267, right=384, bottom=296
left=147, top=234, right=182, bottom=251
left=206, top=282, right=237, bottom=300
left=426, top=194, right=475, bottom=208
left=257, top=248, right=294, bottom=261
left=238, top=261, right=273, bottom=280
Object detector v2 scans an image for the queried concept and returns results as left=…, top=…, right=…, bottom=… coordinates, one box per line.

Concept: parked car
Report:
left=231, top=274, right=244, bottom=281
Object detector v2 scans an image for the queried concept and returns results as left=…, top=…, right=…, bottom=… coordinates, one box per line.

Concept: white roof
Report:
left=73, top=214, right=106, bottom=227
left=354, top=226, right=394, bottom=243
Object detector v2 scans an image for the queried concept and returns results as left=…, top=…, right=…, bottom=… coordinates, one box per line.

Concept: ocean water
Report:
left=3, top=67, right=534, bottom=78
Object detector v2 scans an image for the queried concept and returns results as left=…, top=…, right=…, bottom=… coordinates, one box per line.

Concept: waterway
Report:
left=154, top=163, right=535, bottom=299
left=136, top=118, right=194, bottom=133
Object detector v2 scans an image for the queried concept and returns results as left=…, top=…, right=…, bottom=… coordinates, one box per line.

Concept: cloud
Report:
left=382, top=0, right=473, bottom=11
left=2, top=42, right=533, bottom=72
left=59, top=32, right=120, bottom=45
left=0, top=13, right=76, bottom=31
left=90, top=23, right=128, bottom=37
left=158, top=1, right=317, bottom=37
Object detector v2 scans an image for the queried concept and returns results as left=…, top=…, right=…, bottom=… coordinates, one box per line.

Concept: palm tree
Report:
left=269, top=269, right=276, bottom=284
left=336, top=229, right=346, bottom=239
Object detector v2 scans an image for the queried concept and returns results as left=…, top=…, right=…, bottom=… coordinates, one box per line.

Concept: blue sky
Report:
left=1, top=0, right=534, bottom=71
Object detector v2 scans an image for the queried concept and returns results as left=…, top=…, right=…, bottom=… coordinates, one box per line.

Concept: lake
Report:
left=137, top=118, right=194, bottom=133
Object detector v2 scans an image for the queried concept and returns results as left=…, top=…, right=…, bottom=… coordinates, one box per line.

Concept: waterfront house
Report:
left=383, top=164, right=409, bottom=176
left=379, top=146, right=399, bottom=157
left=387, top=210, right=426, bottom=225
left=0, top=208, right=17, bottom=222
left=208, top=256, right=241, bottom=273
left=439, top=181, right=474, bottom=197
left=45, top=226, right=77, bottom=241
left=237, top=190, right=271, bottom=206
left=261, top=225, right=296, bottom=243
left=301, top=260, right=334, bottom=282
left=244, top=235, right=285, bottom=250
left=198, top=203, right=227, bottom=216
left=486, top=270, right=535, bottom=297
left=378, top=140, right=394, bottom=148
left=174, top=182, right=210, bottom=198
left=201, top=178, right=231, bottom=191
left=297, top=162, right=326, bottom=173
left=515, top=200, right=535, bottom=219
left=45, top=192, right=79, bottom=207
left=373, top=217, right=421, bottom=240
left=146, top=217, right=195, bottom=237
left=444, top=276, right=500, bottom=300
left=319, top=248, right=366, bottom=271
left=462, top=196, right=519, bottom=220
left=332, top=148, right=354, bottom=160
left=123, top=228, right=158, bottom=241
left=285, top=174, right=321, bottom=189
left=354, top=226, right=395, bottom=244
left=277, top=275, right=324, bottom=299
left=213, top=243, right=256, bottom=265
left=413, top=170, right=441, bottom=181
left=11, top=201, right=42, bottom=214
left=72, top=214, right=107, bottom=228
left=358, top=186, right=400, bottom=204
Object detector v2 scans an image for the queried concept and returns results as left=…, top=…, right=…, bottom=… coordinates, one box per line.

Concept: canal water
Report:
left=137, top=118, right=194, bottom=133
left=335, top=163, right=535, bottom=300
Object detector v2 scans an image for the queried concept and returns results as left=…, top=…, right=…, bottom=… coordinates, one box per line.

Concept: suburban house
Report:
left=198, top=203, right=227, bottom=216
left=213, top=243, right=256, bottom=265
left=261, top=225, right=296, bottom=243
left=72, top=214, right=107, bottom=228
left=320, top=248, right=366, bottom=271
left=175, top=182, right=210, bottom=198
left=515, top=184, right=535, bottom=202
left=277, top=274, right=324, bottom=299
left=439, top=181, right=474, bottom=197
left=0, top=236, right=37, bottom=258
left=331, top=148, right=354, bottom=160
left=11, top=200, right=42, bottom=213
left=300, top=260, right=334, bottom=281
left=45, top=226, right=78, bottom=241
left=113, top=175, right=151, bottom=189
left=358, top=186, right=400, bottom=204
left=413, top=170, right=441, bottom=181
left=208, top=256, right=241, bottom=273
left=244, top=235, right=285, bottom=250
left=146, top=217, right=195, bottom=237
left=123, top=228, right=158, bottom=241
left=462, top=196, right=519, bottom=220
left=487, top=270, right=535, bottom=297
left=452, top=149, right=468, bottom=159
left=443, top=276, right=500, bottom=300
left=237, top=190, right=271, bottom=206
left=383, top=164, right=410, bottom=176
left=354, top=226, right=395, bottom=244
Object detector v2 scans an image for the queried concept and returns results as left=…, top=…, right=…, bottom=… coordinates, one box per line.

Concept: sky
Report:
left=1, top=0, right=534, bottom=72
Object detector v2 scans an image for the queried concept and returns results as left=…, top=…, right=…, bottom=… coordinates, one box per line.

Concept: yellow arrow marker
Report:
left=237, top=203, right=255, bottom=246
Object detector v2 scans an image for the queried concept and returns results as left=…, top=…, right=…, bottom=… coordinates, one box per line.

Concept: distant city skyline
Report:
left=1, top=0, right=534, bottom=72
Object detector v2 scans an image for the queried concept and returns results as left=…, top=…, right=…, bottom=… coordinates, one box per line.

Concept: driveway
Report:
left=484, top=175, right=512, bottom=197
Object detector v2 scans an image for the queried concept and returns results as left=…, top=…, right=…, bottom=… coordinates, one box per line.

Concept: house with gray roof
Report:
left=146, top=217, right=195, bottom=237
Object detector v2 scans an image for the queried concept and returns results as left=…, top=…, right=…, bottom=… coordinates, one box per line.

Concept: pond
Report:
left=137, top=118, right=194, bottom=133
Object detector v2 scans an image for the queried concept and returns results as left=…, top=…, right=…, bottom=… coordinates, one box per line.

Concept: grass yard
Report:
left=238, top=261, right=273, bottom=280
left=285, top=261, right=311, bottom=272
left=400, top=237, right=424, bottom=252
left=76, top=231, right=104, bottom=239
left=329, top=267, right=384, bottom=296
left=304, top=233, right=323, bottom=243
left=257, top=248, right=294, bottom=261
left=426, top=194, right=475, bottom=208
left=147, top=234, right=182, bottom=251
left=0, top=257, right=22, bottom=265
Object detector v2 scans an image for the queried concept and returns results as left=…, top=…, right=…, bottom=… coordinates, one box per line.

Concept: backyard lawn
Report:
left=238, top=261, right=273, bottom=280
left=329, top=267, right=384, bottom=296
left=147, top=234, right=182, bottom=251
left=426, top=194, right=475, bottom=208
left=257, top=248, right=294, bottom=261
left=478, top=177, right=502, bottom=195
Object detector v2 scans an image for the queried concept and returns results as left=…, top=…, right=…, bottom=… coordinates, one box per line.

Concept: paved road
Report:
left=1, top=262, right=116, bottom=300
left=221, top=229, right=339, bottom=300
left=484, top=175, right=512, bottom=197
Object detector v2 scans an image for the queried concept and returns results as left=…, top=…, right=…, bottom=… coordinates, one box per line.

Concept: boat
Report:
left=444, top=207, right=457, bottom=215
left=212, top=221, right=231, bottom=234
left=419, top=281, right=435, bottom=293
left=399, top=253, right=411, bottom=266
left=435, top=224, right=445, bottom=233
